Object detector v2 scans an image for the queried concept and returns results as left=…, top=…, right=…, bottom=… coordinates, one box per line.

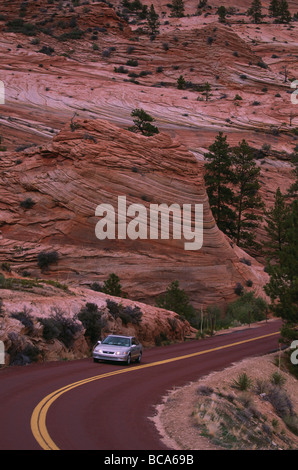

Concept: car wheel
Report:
left=136, top=352, right=142, bottom=363
left=93, top=358, right=99, bottom=363
left=126, top=354, right=131, bottom=365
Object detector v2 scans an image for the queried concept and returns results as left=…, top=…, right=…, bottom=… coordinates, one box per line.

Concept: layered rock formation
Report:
left=0, top=117, right=268, bottom=308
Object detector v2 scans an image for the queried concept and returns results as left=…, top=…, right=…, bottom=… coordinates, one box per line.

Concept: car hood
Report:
left=97, top=344, right=130, bottom=352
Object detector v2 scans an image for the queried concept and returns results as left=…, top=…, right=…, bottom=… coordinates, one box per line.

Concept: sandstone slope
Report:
left=0, top=117, right=268, bottom=309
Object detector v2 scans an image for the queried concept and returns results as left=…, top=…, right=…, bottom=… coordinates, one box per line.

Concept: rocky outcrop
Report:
left=0, top=282, right=195, bottom=366
left=0, top=118, right=268, bottom=309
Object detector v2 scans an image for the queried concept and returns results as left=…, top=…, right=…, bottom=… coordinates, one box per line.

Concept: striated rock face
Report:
left=0, top=118, right=268, bottom=308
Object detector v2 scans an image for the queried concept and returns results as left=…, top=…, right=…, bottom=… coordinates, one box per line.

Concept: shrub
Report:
left=114, top=65, right=129, bottom=74
left=126, top=59, right=138, bottom=66
left=78, top=302, right=104, bottom=345
left=39, top=45, right=55, bottom=56
left=90, top=282, right=102, bottom=292
left=37, top=250, right=58, bottom=270
left=102, top=273, right=123, bottom=297
left=7, top=332, right=41, bottom=365
left=39, top=307, right=82, bottom=348
left=267, top=386, right=294, bottom=418
left=227, top=291, right=267, bottom=324
left=156, top=280, right=196, bottom=325
left=234, top=282, right=244, bottom=296
left=120, top=305, right=142, bottom=325
left=1, top=262, right=11, bottom=272
left=58, top=28, right=84, bottom=41
left=270, top=371, right=286, bottom=387
left=197, top=385, right=214, bottom=396
left=20, top=198, right=36, bottom=209
left=232, top=372, right=252, bottom=391
left=6, top=19, right=37, bottom=36
left=11, top=306, right=34, bottom=335
left=106, top=299, right=121, bottom=319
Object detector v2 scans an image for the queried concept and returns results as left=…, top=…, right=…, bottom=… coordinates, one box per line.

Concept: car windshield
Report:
left=102, top=336, right=130, bottom=347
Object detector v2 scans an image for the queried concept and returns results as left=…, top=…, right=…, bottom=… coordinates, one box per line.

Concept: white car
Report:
left=93, top=334, right=143, bottom=365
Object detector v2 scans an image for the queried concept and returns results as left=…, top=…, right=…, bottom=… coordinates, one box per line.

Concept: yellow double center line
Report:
left=30, top=330, right=280, bottom=450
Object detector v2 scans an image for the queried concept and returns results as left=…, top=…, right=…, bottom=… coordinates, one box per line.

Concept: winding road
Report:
left=0, top=320, right=281, bottom=450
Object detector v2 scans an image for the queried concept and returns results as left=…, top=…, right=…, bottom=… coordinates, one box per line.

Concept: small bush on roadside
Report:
left=38, top=307, right=82, bottom=348
left=78, top=302, right=104, bottom=345
left=11, top=306, right=34, bottom=335
left=226, top=291, right=267, bottom=325
left=232, top=372, right=253, bottom=391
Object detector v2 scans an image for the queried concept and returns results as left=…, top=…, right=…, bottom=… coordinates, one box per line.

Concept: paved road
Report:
left=0, top=320, right=281, bottom=450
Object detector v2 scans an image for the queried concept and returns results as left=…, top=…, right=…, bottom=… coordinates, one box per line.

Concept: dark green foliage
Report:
left=7, top=332, right=41, bottom=366
left=270, top=0, right=291, bottom=22
left=269, top=0, right=280, bottom=17
left=129, top=108, right=159, bottom=136
left=11, top=306, right=34, bottom=335
left=204, top=132, right=236, bottom=237
left=58, top=28, right=84, bottom=41
left=264, top=188, right=291, bottom=260
left=226, top=291, right=268, bottom=324
left=177, top=75, right=186, bottom=90
left=247, top=0, right=263, bottom=23
left=6, top=19, right=37, bottom=36
left=119, top=305, right=143, bottom=325
left=217, top=5, right=227, bottom=22
left=231, top=139, right=263, bottom=250
left=232, top=372, right=253, bottom=391
left=170, top=0, right=185, bottom=17
left=37, top=250, right=59, bottom=270
left=147, top=4, right=160, bottom=35
left=102, top=273, right=123, bottom=297
left=155, top=280, right=196, bottom=324
left=265, top=200, right=298, bottom=326
left=20, top=198, right=36, bottom=209
left=38, top=307, right=83, bottom=349
left=78, top=302, right=104, bottom=345
left=106, top=299, right=143, bottom=325
left=39, top=45, right=55, bottom=56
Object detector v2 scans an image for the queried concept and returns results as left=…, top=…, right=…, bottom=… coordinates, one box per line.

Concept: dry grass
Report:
left=153, top=352, right=298, bottom=450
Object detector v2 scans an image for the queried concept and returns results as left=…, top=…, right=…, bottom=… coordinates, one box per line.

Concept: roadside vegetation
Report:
left=155, top=279, right=268, bottom=335
left=192, top=366, right=298, bottom=449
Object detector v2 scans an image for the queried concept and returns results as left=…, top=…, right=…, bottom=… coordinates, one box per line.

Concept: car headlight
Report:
left=94, top=347, right=102, bottom=353
left=116, top=351, right=127, bottom=355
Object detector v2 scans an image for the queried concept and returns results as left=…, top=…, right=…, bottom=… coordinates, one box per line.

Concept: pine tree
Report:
left=129, top=108, right=159, bottom=136
left=231, top=139, right=263, bottom=249
left=155, top=280, right=196, bottom=323
left=202, top=82, right=212, bottom=102
left=147, top=4, right=160, bottom=35
left=170, top=0, right=185, bottom=18
left=102, top=273, right=123, bottom=297
left=264, top=187, right=291, bottom=260
left=247, top=0, right=263, bottom=23
left=288, top=150, right=298, bottom=199
left=204, top=132, right=236, bottom=236
left=264, top=200, right=298, bottom=326
left=278, top=0, right=291, bottom=23
left=217, top=5, right=227, bottom=23
left=177, top=75, right=186, bottom=90
left=269, top=0, right=280, bottom=17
